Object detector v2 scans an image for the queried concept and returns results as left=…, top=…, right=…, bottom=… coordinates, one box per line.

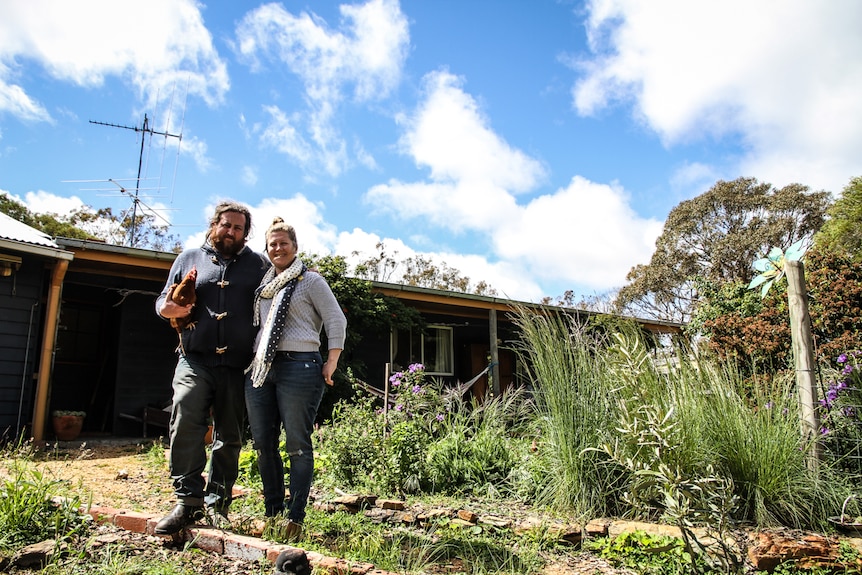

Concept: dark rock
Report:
left=275, top=548, right=311, bottom=575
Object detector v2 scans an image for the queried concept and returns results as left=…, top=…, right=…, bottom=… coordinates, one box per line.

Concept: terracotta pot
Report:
left=52, top=415, right=84, bottom=441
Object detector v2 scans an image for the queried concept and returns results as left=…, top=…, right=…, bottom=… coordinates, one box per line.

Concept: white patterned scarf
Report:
left=246, top=257, right=306, bottom=387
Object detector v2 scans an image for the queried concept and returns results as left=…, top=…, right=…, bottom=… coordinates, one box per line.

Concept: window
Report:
left=391, top=325, right=454, bottom=375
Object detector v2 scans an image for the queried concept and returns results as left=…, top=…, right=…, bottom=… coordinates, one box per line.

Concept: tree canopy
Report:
left=814, top=176, right=862, bottom=260
left=695, top=247, right=862, bottom=374
left=615, top=177, right=831, bottom=323
left=0, top=192, right=181, bottom=252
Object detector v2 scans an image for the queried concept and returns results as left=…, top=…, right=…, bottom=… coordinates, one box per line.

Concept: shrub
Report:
left=819, top=351, right=862, bottom=477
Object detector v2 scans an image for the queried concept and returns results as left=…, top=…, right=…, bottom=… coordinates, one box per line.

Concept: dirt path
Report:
left=6, top=439, right=636, bottom=574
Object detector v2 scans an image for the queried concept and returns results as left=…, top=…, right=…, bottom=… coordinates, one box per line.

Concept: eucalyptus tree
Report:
left=616, top=177, right=831, bottom=323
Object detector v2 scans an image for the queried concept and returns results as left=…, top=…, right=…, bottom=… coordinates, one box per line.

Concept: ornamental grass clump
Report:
left=510, top=303, right=853, bottom=533
left=510, top=305, right=622, bottom=518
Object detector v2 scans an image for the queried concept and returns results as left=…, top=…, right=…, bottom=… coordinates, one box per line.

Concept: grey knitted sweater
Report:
left=253, top=270, right=347, bottom=353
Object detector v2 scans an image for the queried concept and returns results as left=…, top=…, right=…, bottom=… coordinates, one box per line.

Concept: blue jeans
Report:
left=168, top=355, right=245, bottom=509
left=245, top=351, right=325, bottom=522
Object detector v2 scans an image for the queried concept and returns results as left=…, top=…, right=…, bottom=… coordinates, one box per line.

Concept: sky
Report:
left=1, top=0, right=860, bottom=304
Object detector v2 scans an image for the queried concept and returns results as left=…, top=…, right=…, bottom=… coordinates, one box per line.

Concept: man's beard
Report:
left=210, top=233, right=245, bottom=257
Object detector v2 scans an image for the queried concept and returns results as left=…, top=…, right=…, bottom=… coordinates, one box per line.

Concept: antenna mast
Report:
left=90, top=114, right=182, bottom=246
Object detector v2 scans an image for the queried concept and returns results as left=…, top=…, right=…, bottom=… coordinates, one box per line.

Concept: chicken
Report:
left=169, top=267, right=197, bottom=332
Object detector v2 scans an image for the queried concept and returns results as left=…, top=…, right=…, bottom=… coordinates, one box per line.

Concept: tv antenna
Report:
left=89, top=112, right=182, bottom=246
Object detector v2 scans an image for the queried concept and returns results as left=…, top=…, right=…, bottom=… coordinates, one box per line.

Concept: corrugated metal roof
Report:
left=0, top=211, right=60, bottom=248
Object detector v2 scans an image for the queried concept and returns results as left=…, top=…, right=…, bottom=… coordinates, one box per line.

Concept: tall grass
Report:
left=511, top=305, right=853, bottom=529
left=510, top=305, right=623, bottom=518
left=0, top=461, right=89, bottom=551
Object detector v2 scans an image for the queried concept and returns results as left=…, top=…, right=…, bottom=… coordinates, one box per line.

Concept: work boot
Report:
left=154, top=504, right=204, bottom=535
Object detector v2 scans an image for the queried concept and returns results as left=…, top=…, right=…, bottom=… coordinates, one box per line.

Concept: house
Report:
left=0, top=212, right=73, bottom=441
left=0, top=230, right=682, bottom=442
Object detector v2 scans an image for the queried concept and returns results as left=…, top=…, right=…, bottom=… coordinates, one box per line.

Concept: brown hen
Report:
left=169, top=267, right=197, bottom=332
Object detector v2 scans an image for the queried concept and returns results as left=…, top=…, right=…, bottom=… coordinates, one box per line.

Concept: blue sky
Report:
left=1, top=1, right=860, bottom=303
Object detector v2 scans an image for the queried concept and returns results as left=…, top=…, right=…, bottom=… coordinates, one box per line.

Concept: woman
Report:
left=245, top=217, right=347, bottom=540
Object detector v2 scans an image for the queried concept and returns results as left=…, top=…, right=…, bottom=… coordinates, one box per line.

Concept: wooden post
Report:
left=383, top=362, right=391, bottom=438
left=785, top=260, right=821, bottom=468
left=489, top=309, right=500, bottom=396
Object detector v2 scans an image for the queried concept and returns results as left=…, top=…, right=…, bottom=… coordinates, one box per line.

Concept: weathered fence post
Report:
left=785, top=260, right=822, bottom=468
left=489, top=309, right=500, bottom=396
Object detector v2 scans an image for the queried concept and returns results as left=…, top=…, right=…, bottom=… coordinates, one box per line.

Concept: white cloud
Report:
left=401, top=71, right=546, bottom=191
left=241, top=165, right=258, bottom=187
left=23, top=190, right=86, bottom=214
left=0, top=77, right=51, bottom=122
left=364, top=70, right=662, bottom=301
left=235, top=0, right=409, bottom=176
left=180, top=195, right=340, bottom=255
left=571, top=0, right=862, bottom=194
left=365, top=70, right=543, bottom=232
left=0, top=0, right=229, bottom=119
left=335, top=228, right=544, bottom=300
left=500, top=177, right=662, bottom=291
left=179, top=135, right=213, bottom=173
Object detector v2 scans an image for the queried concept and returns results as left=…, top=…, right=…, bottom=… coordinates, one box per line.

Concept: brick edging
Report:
left=84, top=504, right=398, bottom=575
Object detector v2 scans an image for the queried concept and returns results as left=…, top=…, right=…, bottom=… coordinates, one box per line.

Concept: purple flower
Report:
left=838, top=353, right=848, bottom=364
left=394, top=404, right=403, bottom=412
left=842, top=365, right=854, bottom=376
left=765, top=401, right=773, bottom=409
left=820, top=426, right=830, bottom=435
left=408, top=363, right=424, bottom=373
left=435, top=413, right=444, bottom=422
left=412, top=385, right=422, bottom=394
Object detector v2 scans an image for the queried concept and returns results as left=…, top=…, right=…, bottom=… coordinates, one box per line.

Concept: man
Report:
left=154, top=201, right=269, bottom=534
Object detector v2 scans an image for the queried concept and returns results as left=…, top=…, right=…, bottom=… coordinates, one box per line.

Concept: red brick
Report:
left=113, top=510, right=154, bottom=533
left=187, top=526, right=226, bottom=555
left=86, top=505, right=120, bottom=524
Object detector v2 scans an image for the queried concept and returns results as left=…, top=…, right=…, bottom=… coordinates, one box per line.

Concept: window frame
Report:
left=390, top=324, right=454, bottom=376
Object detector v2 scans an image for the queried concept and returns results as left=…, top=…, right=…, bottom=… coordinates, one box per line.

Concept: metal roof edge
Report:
left=369, top=280, right=685, bottom=329
left=0, top=238, right=74, bottom=260
left=56, top=237, right=179, bottom=263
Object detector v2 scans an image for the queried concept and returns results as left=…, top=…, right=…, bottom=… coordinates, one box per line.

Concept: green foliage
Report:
left=316, top=392, right=384, bottom=490
left=0, top=192, right=93, bottom=240
left=588, top=530, right=712, bottom=575
left=815, top=175, right=862, bottom=260
left=819, top=352, right=862, bottom=477
left=425, top=387, right=535, bottom=496
left=317, top=365, right=534, bottom=498
left=40, top=544, right=205, bottom=575
left=616, top=177, right=830, bottom=323
left=0, top=462, right=90, bottom=551
left=141, top=439, right=168, bottom=471
left=512, top=304, right=853, bottom=532
left=293, top=505, right=545, bottom=575
left=695, top=247, right=862, bottom=376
